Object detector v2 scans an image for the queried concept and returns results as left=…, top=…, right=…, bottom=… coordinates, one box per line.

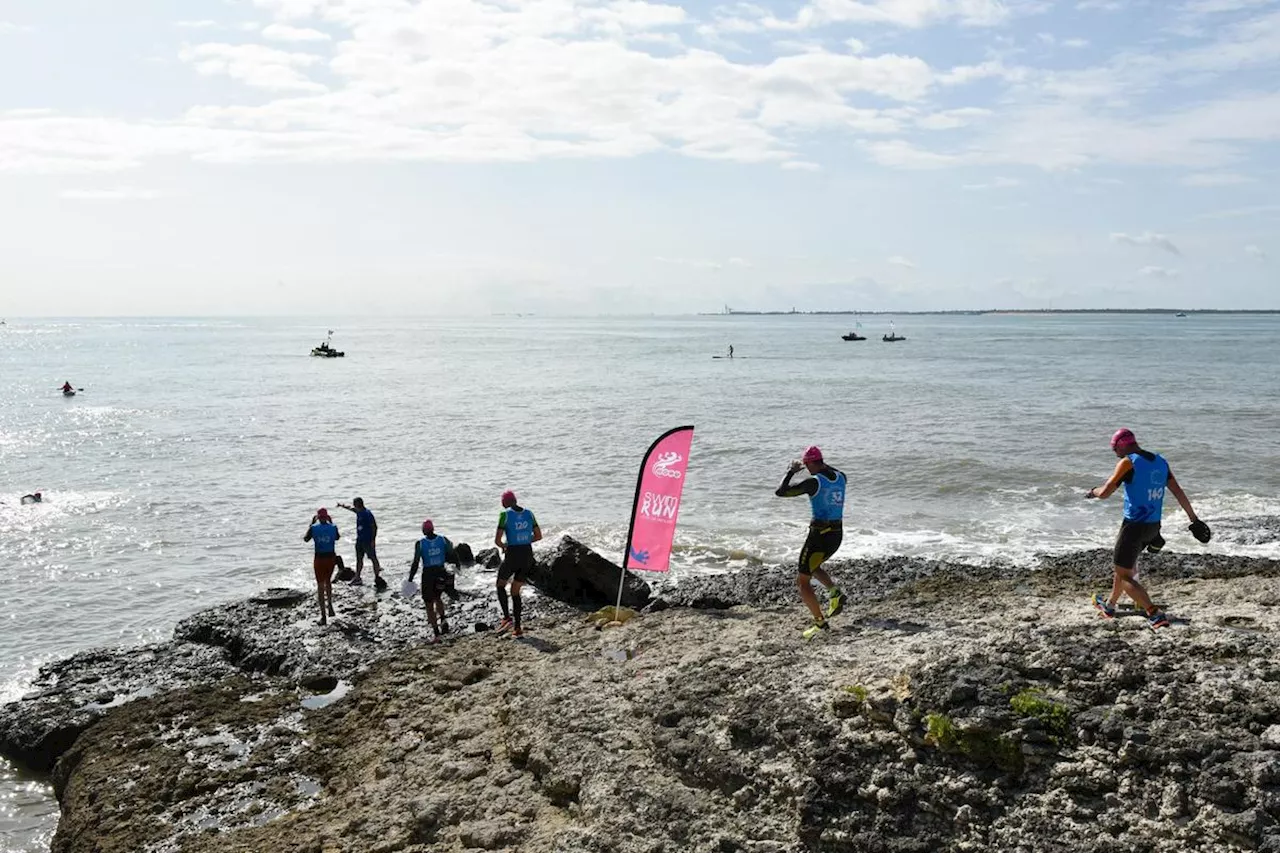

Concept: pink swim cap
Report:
left=1110, top=428, right=1137, bottom=450
left=802, top=446, right=824, bottom=464
left=422, top=519, right=434, bottom=534
left=501, top=490, right=517, bottom=508
left=316, top=507, right=330, bottom=519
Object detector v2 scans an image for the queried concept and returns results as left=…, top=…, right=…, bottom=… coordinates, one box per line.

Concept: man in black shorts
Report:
left=494, top=490, right=542, bottom=638
left=409, top=519, right=453, bottom=643
left=1087, top=428, right=1208, bottom=630
left=776, top=445, right=847, bottom=640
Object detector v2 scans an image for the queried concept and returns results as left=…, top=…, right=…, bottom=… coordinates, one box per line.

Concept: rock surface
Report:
left=14, top=545, right=1280, bottom=853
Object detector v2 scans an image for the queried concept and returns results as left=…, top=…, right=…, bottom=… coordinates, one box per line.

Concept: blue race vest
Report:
left=504, top=508, right=535, bottom=546
left=809, top=470, right=846, bottom=523
left=420, top=535, right=448, bottom=568
left=1122, top=452, right=1169, bottom=523
left=310, top=522, right=338, bottom=554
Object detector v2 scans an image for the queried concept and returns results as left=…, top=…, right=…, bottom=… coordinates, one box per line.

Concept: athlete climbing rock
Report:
left=776, top=445, right=847, bottom=640
left=494, top=490, right=541, bottom=638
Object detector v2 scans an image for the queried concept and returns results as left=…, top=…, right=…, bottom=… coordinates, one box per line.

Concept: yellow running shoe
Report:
left=802, top=620, right=829, bottom=641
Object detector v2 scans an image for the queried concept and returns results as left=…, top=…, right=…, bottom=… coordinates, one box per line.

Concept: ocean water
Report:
left=2, top=313, right=1279, bottom=849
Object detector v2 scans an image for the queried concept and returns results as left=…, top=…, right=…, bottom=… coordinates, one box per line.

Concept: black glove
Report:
left=1189, top=519, right=1212, bottom=544
left=1145, top=534, right=1166, bottom=554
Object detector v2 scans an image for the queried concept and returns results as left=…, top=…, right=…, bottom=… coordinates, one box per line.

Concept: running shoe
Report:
left=826, top=586, right=845, bottom=619
left=1091, top=593, right=1115, bottom=619
left=440, top=620, right=450, bottom=634
left=1148, top=611, right=1170, bottom=630
left=512, top=628, right=524, bottom=639
left=429, top=634, right=441, bottom=645
left=496, top=617, right=513, bottom=634
left=802, top=620, right=829, bottom=641
left=349, top=576, right=364, bottom=586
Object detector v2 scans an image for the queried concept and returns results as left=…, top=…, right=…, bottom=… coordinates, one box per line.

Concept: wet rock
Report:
left=248, top=588, right=309, bottom=608
left=528, top=535, right=651, bottom=608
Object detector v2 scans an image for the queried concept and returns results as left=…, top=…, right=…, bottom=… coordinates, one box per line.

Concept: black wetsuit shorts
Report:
left=499, top=544, right=534, bottom=582
left=1114, top=521, right=1162, bottom=570
left=799, top=524, right=842, bottom=575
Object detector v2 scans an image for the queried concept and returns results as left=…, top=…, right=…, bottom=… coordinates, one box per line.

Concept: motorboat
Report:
left=311, top=330, right=345, bottom=358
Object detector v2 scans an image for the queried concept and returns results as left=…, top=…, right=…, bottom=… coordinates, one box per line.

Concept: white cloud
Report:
left=1062, top=38, right=1090, bottom=48
left=261, top=23, right=331, bottom=42
left=1181, top=0, right=1277, bottom=15
left=1245, top=244, right=1268, bottom=259
left=654, top=255, right=750, bottom=270
left=717, top=0, right=1017, bottom=31
left=962, top=176, right=1020, bottom=189
left=0, top=21, right=33, bottom=34
left=916, top=107, right=993, bottom=130
left=59, top=187, right=164, bottom=200
left=1137, top=265, right=1180, bottom=278
left=781, top=160, right=821, bottom=171
left=178, top=43, right=326, bottom=92
left=888, top=255, right=916, bottom=268
left=1180, top=171, right=1254, bottom=186
left=1112, top=231, right=1182, bottom=255
left=176, top=20, right=219, bottom=29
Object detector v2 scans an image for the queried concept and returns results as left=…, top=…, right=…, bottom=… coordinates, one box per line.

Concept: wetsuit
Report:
left=777, top=467, right=846, bottom=574
left=412, top=534, right=453, bottom=600
left=1114, top=449, right=1169, bottom=569
left=498, top=507, right=537, bottom=581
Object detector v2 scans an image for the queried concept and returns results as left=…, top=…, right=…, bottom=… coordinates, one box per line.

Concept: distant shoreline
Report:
left=698, top=309, right=1280, bottom=316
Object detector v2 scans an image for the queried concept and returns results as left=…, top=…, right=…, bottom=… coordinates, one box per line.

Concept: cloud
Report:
left=1062, top=38, right=1090, bottom=48
left=1180, top=171, right=1253, bottom=186
left=713, top=0, right=1018, bottom=31
left=781, top=160, right=821, bottom=171
left=176, top=20, right=219, bottom=29
left=1245, top=244, right=1267, bottom=259
left=1137, top=266, right=1180, bottom=278
left=916, top=107, right=993, bottom=130
left=178, top=43, right=326, bottom=92
left=654, top=255, right=750, bottom=270
left=887, top=255, right=916, bottom=269
left=59, top=187, right=164, bottom=200
left=0, top=21, right=33, bottom=34
left=1111, top=231, right=1182, bottom=255
left=962, top=176, right=1020, bottom=190
left=261, top=23, right=331, bottom=42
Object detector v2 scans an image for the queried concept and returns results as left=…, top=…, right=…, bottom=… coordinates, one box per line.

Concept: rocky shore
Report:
left=4, top=534, right=1280, bottom=852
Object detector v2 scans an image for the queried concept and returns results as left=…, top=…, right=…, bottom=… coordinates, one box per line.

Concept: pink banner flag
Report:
left=623, top=425, right=694, bottom=573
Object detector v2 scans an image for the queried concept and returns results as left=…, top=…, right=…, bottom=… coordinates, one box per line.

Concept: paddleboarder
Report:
left=303, top=508, right=340, bottom=625
left=409, top=519, right=453, bottom=643
left=494, top=490, right=542, bottom=638
left=1086, top=428, right=1210, bottom=629
left=775, top=445, right=847, bottom=640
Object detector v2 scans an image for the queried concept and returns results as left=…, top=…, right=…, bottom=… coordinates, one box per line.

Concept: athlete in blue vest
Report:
left=303, top=508, right=340, bottom=626
left=409, top=519, right=453, bottom=643
left=494, top=490, right=542, bottom=637
left=776, top=445, right=847, bottom=640
left=1086, top=428, right=1209, bottom=629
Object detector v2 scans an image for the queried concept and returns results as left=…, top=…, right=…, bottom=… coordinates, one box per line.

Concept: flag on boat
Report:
left=623, top=425, right=694, bottom=573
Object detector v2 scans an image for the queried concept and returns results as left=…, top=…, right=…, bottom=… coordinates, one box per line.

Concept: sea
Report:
left=3, top=313, right=1279, bottom=850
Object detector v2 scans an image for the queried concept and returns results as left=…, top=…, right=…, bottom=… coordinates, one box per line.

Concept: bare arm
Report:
left=1087, top=458, right=1133, bottom=500
left=532, top=525, right=543, bottom=543
left=409, top=541, right=420, bottom=581
left=776, top=462, right=819, bottom=498
left=494, top=526, right=505, bottom=550
left=303, top=517, right=315, bottom=542
left=1166, top=471, right=1199, bottom=521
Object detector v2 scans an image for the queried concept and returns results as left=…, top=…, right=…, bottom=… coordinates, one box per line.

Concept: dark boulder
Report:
left=528, top=536, right=650, bottom=608
left=452, top=542, right=475, bottom=566
left=475, top=548, right=502, bottom=570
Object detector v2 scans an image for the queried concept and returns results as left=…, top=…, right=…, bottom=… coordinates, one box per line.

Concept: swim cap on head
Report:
left=353, top=497, right=364, bottom=506
left=802, top=446, right=824, bottom=464
left=422, top=519, right=434, bottom=534
left=316, top=507, right=330, bottom=518
left=501, top=490, right=517, bottom=508
left=1110, top=428, right=1137, bottom=450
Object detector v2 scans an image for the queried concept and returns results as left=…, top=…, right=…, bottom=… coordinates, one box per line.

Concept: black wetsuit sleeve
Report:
left=776, top=473, right=819, bottom=498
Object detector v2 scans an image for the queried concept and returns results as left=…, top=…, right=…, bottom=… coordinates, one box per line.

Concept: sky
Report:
left=0, top=0, right=1277, bottom=315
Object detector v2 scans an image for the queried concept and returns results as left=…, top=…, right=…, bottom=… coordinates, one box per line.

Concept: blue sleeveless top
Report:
left=809, top=470, right=846, bottom=523
left=420, top=535, right=448, bottom=568
left=504, top=508, right=535, bottom=546
left=1122, top=452, right=1169, bottom=523
left=310, top=522, right=338, bottom=554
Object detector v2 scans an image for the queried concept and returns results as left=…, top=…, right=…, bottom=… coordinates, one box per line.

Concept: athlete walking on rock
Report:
left=494, top=490, right=541, bottom=638
left=776, top=446, right=847, bottom=640
left=1086, top=428, right=1210, bottom=629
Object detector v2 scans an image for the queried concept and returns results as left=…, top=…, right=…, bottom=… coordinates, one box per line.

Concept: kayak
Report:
left=62, top=390, right=76, bottom=397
